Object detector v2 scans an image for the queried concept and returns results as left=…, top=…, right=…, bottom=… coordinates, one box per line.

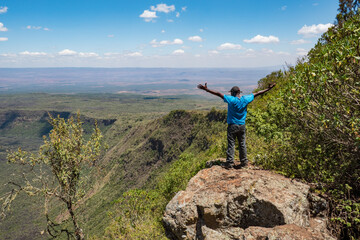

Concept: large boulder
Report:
left=163, top=165, right=335, bottom=240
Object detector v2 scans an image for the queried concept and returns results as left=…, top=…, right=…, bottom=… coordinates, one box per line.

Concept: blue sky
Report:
left=0, top=0, right=339, bottom=68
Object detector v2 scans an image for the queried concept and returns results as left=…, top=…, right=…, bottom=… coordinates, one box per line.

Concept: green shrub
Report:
left=246, top=13, right=360, bottom=239
left=104, top=189, right=166, bottom=240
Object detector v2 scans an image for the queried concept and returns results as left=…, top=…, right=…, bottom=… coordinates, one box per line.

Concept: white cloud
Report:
left=244, top=49, right=255, bottom=56
left=139, top=10, right=157, bottom=22
left=19, top=51, right=47, bottom=56
left=290, top=39, right=310, bottom=45
left=108, top=34, right=114, bottom=38
left=79, top=52, right=98, bottom=57
left=298, top=23, right=333, bottom=37
left=0, top=22, right=8, bottom=32
left=56, top=50, right=99, bottom=57
left=260, top=48, right=289, bottom=56
left=173, top=38, right=183, bottom=44
left=103, top=52, right=142, bottom=57
left=277, top=51, right=290, bottom=55
left=161, top=30, right=165, bottom=33
left=296, top=48, right=308, bottom=56
left=199, top=29, right=204, bottom=32
left=217, top=43, right=243, bottom=50
left=151, top=38, right=183, bottom=47
left=125, top=52, right=143, bottom=57
left=0, top=6, right=8, bottom=14
left=262, top=48, right=274, bottom=54
left=26, top=25, right=50, bottom=31
left=58, top=49, right=77, bottom=56
left=208, top=50, right=219, bottom=55
left=27, top=25, right=41, bottom=30
left=151, top=4, right=175, bottom=13
left=281, top=6, right=287, bottom=11
left=182, top=6, right=187, bottom=11
left=167, top=19, right=174, bottom=23
left=0, top=37, right=8, bottom=41
left=104, top=52, right=120, bottom=56
left=244, top=35, right=279, bottom=44
left=188, top=36, right=203, bottom=42
left=0, top=53, right=16, bottom=57
left=176, top=12, right=180, bottom=18
left=313, top=3, right=319, bottom=6
left=160, top=40, right=171, bottom=45
left=173, top=49, right=184, bottom=55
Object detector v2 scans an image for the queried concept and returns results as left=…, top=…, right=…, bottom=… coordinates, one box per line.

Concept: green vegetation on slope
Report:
left=103, top=109, right=228, bottom=239
left=247, top=12, right=360, bottom=239
left=0, top=94, right=224, bottom=239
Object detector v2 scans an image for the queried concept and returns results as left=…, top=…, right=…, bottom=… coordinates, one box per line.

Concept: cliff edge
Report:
left=163, top=162, right=335, bottom=240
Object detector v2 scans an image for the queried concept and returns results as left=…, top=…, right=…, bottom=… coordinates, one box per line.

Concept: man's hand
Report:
left=268, top=83, right=276, bottom=89
left=254, top=82, right=276, bottom=98
left=197, top=82, right=224, bottom=99
left=197, top=82, right=208, bottom=90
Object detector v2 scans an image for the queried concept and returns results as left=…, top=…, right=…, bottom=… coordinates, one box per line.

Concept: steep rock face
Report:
left=163, top=166, right=335, bottom=240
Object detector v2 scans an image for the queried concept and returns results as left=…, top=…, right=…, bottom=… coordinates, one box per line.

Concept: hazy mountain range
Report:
left=0, top=67, right=281, bottom=95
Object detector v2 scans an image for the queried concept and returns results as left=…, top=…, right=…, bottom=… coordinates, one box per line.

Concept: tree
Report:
left=1, top=113, right=103, bottom=239
left=337, top=0, right=359, bottom=25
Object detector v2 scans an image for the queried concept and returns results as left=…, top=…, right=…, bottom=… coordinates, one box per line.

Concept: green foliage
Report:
left=2, top=113, right=103, bottom=240
left=330, top=199, right=360, bottom=239
left=105, top=109, right=227, bottom=239
left=245, top=13, right=360, bottom=239
left=105, top=153, right=210, bottom=239
left=40, top=114, right=103, bottom=199
left=336, top=0, right=360, bottom=25
left=103, top=153, right=205, bottom=240
left=104, top=190, right=166, bottom=240
left=283, top=12, right=360, bottom=185
left=156, top=153, right=204, bottom=201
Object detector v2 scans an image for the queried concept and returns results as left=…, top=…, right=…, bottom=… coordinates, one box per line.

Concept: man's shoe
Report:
left=238, top=161, right=248, bottom=168
left=223, top=162, right=235, bottom=169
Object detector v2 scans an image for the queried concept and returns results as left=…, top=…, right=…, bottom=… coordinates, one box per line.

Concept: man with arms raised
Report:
left=197, top=83, right=276, bottom=169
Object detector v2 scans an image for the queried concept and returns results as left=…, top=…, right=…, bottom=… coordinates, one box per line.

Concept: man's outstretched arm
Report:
left=253, top=83, right=276, bottom=98
left=197, top=83, right=224, bottom=99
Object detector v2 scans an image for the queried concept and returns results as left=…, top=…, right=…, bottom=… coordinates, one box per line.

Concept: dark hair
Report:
left=230, top=86, right=241, bottom=96
left=231, top=91, right=239, bottom=97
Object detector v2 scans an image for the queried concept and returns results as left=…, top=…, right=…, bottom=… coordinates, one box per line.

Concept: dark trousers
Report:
left=226, top=124, right=247, bottom=163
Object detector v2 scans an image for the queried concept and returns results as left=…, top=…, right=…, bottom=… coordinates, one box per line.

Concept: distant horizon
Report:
left=0, top=65, right=284, bottom=70
left=0, top=67, right=273, bottom=95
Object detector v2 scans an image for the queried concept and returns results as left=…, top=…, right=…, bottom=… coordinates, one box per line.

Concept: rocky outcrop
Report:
left=163, top=164, right=335, bottom=240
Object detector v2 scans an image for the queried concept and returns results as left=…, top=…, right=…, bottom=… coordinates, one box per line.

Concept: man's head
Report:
left=230, top=86, right=242, bottom=97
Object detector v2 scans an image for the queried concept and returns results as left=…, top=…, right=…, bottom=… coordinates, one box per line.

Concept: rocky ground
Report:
left=163, top=159, right=335, bottom=240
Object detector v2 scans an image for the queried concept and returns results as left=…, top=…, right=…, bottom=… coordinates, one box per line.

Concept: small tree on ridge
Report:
left=1, top=113, right=103, bottom=240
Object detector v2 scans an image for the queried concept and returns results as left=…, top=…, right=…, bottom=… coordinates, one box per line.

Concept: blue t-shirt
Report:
left=223, top=94, right=254, bottom=125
